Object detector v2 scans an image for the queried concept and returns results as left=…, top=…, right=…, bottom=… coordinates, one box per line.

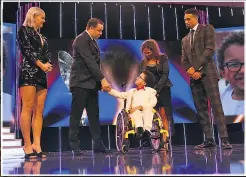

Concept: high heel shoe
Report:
left=33, top=150, right=47, bottom=158
left=32, top=144, right=47, bottom=158
left=23, top=149, right=37, bottom=159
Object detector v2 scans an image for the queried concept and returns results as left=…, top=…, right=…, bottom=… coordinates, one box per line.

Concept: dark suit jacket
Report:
left=69, top=31, right=104, bottom=90
left=139, top=54, right=173, bottom=93
left=181, top=24, right=219, bottom=79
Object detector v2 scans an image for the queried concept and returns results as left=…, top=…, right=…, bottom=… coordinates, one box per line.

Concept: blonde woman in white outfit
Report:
left=104, top=70, right=157, bottom=138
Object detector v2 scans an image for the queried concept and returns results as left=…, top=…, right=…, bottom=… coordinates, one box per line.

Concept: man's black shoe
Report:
left=72, top=148, right=83, bottom=156
left=221, top=138, right=232, bottom=149
left=143, top=130, right=151, bottom=138
left=94, top=140, right=111, bottom=153
left=194, top=139, right=216, bottom=150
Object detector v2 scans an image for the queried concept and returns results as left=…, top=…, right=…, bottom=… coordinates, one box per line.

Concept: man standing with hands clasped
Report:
left=69, top=18, right=111, bottom=155
left=181, top=8, right=232, bottom=150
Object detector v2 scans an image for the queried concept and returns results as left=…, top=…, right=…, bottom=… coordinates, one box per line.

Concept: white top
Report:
left=108, top=87, right=157, bottom=111
left=220, top=84, right=244, bottom=116
left=191, top=23, right=199, bottom=33
left=131, top=89, right=149, bottom=108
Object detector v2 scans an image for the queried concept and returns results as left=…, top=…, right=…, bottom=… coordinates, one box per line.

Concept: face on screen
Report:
left=221, top=44, right=244, bottom=91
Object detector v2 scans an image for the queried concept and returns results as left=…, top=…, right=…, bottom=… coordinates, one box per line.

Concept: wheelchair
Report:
left=115, top=108, right=170, bottom=154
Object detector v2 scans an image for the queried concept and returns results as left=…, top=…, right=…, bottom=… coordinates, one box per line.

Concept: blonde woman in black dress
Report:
left=17, top=7, right=52, bottom=159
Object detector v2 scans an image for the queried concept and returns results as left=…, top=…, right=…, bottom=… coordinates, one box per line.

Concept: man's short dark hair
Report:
left=184, top=8, right=199, bottom=17
left=142, top=70, right=155, bottom=87
left=217, top=31, right=244, bottom=70
left=86, top=18, right=104, bottom=30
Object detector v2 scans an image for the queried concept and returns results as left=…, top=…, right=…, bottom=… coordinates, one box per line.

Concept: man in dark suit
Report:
left=181, top=8, right=232, bottom=150
left=69, top=18, right=111, bottom=155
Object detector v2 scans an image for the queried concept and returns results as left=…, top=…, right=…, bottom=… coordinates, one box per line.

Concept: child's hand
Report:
left=156, top=92, right=160, bottom=98
left=102, top=86, right=111, bottom=92
left=128, top=108, right=137, bottom=114
left=128, top=106, right=143, bottom=114
left=138, top=106, right=143, bottom=111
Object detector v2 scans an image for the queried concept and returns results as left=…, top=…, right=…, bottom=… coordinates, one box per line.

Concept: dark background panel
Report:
left=208, top=6, right=225, bottom=29
left=226, top=7, right=244, bottom=27
left=121, top=3, right=134, bottom=39
left=3, top=2, right=244, bottom=41
left=233, top=7, right=244, bottom=27
left=149, top=4, right=163, bottom=41
left=76, top=2, right=91, bottom=35
left=163, top=4, right=178, bottom=41
left=3, top=2, right=19, bottom=24
left=61, top=2, right=75, bottom=38
left=135, top=2, right=149, bottom=40
left=107, top=3, right=120, bottom=39
left=91, top=2, right=106, bottom=39
left=177, top=5, right=187, bottom=40
left=40, top=2, right=60, bottom=38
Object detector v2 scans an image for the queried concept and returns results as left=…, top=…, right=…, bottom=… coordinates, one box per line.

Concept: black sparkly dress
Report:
left=17, top=26, right=52, bottom=89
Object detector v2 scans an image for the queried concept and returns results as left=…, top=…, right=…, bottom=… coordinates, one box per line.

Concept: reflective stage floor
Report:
left=2, top=144, right=244, bottom=175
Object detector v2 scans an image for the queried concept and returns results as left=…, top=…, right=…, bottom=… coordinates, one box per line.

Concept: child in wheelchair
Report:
left=103, top=70, right=157, bottom=139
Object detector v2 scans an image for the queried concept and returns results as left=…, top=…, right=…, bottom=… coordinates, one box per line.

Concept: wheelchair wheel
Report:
left=150, top=120, right=161, bottom=152
left=115, top=109, right=129, bottom=152
left=163, top=137, right=170, bottom=152
left=153, top=111, right=164, bottom=127
left=164, top=142, right=169, bottom=152
left=121, top=139, right=130, bottom=154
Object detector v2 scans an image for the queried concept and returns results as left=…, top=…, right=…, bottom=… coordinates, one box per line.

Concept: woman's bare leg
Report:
left=20, top=86, right=36, bottom=155
left=32, top=89, right=47, bottom=154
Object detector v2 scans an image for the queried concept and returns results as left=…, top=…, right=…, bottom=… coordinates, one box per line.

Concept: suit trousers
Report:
left=69, top=87, right=101, bottom=150
left=190, top=76, right=228, bottom=140
left=129, top=109, right=154, bottom=132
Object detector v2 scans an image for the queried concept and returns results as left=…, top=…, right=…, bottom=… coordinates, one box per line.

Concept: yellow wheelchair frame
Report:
left=115, top=108, right=170, bottom=154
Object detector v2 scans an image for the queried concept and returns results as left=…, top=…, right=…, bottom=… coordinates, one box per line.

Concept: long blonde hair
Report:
left=23, top=7, right=45, bottom=28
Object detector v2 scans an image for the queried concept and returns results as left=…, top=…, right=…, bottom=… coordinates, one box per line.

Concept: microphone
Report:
left=121, top=82, right=126, bottom=87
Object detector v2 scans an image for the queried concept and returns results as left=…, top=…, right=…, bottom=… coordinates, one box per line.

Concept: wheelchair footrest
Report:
left=150, top=129, right=158, bottom=132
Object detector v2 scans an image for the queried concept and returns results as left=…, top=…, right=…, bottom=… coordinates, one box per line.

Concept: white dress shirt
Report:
left=190, top=23, right=199, bottom=45
left=85, top=30, right=93, bottom=40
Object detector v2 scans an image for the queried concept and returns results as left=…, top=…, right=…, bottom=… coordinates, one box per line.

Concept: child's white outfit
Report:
left=109, top=87, right=157, bottom=132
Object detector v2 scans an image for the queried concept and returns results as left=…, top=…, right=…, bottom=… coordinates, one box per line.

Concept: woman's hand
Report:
left=36, top=60, right=53, bottom=73
left=41, top=62, right=53, bottom=73
left=156, top=92, right=160, bottom=98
